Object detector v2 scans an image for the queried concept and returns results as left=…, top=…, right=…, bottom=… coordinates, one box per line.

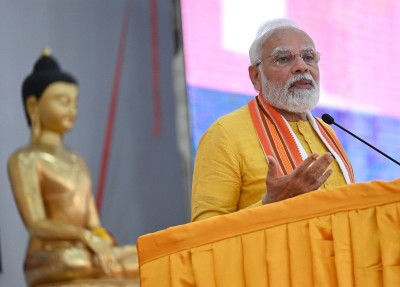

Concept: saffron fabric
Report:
left=192, top=98, right=350, bottom=221
left=138, top=179, right=400, bottom=287
left=248, top=94, right=354, bottom=182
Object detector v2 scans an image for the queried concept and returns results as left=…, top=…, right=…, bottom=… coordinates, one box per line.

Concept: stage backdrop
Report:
left=181, top=0, right=400, bottom=182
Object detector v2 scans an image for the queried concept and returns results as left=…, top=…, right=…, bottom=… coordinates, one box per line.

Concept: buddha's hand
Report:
left=82, top=230, right=120, bottom=275
left=91, top=226, right=115, bottom=245
left=262, top=152, right=333, bottom=204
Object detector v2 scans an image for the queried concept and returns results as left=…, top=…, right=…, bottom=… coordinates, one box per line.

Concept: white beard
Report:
left=261, top=72, right=320, bottom=113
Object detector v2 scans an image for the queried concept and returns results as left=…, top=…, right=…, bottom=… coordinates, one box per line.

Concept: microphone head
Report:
left=321, top=113, right=335, bottom=125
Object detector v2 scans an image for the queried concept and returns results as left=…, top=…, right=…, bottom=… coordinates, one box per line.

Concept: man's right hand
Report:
left=262, top=152, right=334, bottom=204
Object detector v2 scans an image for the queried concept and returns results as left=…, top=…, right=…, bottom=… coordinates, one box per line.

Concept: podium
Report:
left=137, top=180, right=400, bottom=286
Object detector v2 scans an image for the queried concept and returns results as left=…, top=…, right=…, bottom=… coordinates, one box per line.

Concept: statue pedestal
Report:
left=35, top=278, right=140, bottom=287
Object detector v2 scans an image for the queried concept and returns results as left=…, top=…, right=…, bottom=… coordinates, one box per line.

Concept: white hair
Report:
left=249, top=18, right=300, bottom=66
left=260, top=71, right=320, bottom=113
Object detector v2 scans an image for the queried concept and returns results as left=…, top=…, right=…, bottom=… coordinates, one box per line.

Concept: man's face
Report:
left=255, top=28, right=320, bottom=113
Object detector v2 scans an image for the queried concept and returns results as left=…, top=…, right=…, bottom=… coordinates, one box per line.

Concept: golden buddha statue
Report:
left=7, top=50, right=139, bottom=287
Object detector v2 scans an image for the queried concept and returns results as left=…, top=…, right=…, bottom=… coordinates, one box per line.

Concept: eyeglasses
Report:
left=255, top=50, right=320, bottom=67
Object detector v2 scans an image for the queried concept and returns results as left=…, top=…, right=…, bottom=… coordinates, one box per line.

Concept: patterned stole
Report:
left=248, top=93, right=355, bottom=183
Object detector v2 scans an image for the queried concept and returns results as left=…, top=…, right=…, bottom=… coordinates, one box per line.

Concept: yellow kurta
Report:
left=192, top=105, right=347, bottom=221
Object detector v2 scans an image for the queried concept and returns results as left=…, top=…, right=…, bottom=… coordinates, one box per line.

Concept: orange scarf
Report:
left=248, top=93, right=355, bottom=183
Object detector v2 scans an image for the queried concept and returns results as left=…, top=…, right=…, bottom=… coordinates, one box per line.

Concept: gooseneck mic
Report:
left=321, top=113, right=400, bottom=166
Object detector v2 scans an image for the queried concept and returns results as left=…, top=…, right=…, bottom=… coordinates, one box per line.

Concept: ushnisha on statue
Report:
left=7, top=50, right=139, bottom=287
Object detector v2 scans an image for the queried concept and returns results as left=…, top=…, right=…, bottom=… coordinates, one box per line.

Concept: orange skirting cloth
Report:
left=137, top=180, right=400, bottom=286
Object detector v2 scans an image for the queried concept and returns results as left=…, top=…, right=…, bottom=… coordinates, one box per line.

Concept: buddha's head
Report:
left=22, top=49, right=79, bottom=135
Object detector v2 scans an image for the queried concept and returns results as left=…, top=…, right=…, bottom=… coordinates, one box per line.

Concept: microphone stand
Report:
left=326, top=117, right=400, bottom=166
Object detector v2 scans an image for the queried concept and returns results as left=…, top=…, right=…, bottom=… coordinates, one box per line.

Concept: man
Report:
left=191, top=19, right=354, bottom=222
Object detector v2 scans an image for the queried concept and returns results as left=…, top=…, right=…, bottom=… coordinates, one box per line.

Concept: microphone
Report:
left=321, top=113, right=400, bottom=166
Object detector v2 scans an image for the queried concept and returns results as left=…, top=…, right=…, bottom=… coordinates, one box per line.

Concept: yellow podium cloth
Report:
left=138, top=180, right=400, bottom=287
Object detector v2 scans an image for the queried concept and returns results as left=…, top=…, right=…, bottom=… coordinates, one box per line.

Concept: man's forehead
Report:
left=262, top=28, right=315, bottom=53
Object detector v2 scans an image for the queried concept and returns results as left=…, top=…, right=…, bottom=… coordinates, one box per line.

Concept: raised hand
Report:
left=262, top=152, right=334, bottom=204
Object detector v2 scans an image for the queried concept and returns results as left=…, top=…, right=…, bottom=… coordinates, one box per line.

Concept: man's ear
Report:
left=248, top=65, right=262, bottom=91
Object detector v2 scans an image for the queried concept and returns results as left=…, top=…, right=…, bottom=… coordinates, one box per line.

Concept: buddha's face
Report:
left=35, top=81, right=79, bottom=133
